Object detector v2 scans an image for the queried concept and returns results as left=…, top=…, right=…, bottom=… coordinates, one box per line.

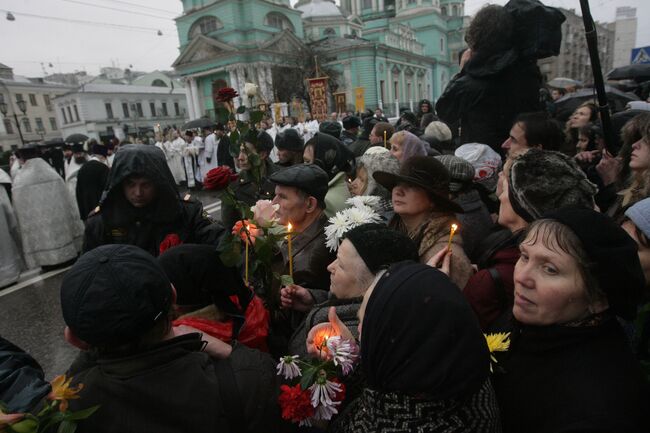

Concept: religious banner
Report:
left=333, top=92, right=347, bottom=114
left=308, top=77, right=329, bottom=122
left=355, top=87, right=365, bottom=113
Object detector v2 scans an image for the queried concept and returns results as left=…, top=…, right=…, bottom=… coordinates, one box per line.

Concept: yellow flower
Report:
left=47, top=375, right=83, bottom=412
left=484, top=332, right=511, bottom=371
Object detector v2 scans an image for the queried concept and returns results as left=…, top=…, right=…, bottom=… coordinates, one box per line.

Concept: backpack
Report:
left=505, top=0, right=566, bottom=60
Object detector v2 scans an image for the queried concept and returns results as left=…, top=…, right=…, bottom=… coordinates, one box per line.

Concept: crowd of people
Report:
left=2, top=2, right=650, bottom=432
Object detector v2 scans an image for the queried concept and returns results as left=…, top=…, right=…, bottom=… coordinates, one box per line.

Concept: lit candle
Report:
left=313, top=326, right=336, bottom=352
left=447, top=223, right=458, bottom=253
left=287, top=222, right=293, bottom=278
left=383, top=130, right=387, bottom=148
left=245, top=225, right=250, bottom=285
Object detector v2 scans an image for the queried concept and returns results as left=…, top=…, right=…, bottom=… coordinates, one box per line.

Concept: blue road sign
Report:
left=631, top=46, right=650, bottom=64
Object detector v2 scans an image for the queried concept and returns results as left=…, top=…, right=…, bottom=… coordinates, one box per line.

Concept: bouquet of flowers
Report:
left=485, top=332, right=510, bottom=372
left=0, top=375, right=99, bottom=433
left=276, top=335, right=359, bottom=426
left=324, top=196, right=383, bottom=251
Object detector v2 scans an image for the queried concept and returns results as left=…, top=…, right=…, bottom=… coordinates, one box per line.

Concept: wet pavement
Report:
left=0, top=190, right=222, bottom=379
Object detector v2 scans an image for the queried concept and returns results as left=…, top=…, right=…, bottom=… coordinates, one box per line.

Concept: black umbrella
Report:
left=43, top=137, right=65, bottom=146
left=182, top=117, right=214, bottom=129
left=554, top=85, right=639, bottom=121
left=65, top=133, right=89, bottom=144
left=607, top=64, right=650, bottom=82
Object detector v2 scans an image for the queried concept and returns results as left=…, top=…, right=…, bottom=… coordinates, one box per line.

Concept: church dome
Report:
left=296, top=0, right=344, bottom=19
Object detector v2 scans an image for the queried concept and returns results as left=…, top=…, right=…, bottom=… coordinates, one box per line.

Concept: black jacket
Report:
left=83, top=145, right=224, bottom=256
left=67, top=334, right=280, bottom=433
left=217, top=134, right=235, bottom=170
left=0, top=336, right=50, bottom=412
left=436, top=51, right=542, bottom=152
left=493, top=314, right=650, bottom=433
left=76, top=159, right=109, bottom=220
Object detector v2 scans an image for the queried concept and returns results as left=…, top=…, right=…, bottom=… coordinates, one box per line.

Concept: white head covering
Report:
left=455, top=143, right=502, bottom=192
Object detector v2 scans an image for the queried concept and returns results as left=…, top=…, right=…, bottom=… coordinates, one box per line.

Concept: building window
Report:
left=323, top=27, right=336, bottom=36
left=44, top=94, right=52, bottom=111
left=50, top=117, right=57, bottom=130
left=22, top=118, right=32, bottom=133
left=362, top=0, right=372, bottom=9
left=264, top=12, right=295, bottom=32
left=15, top=93, right=23, bottom=102
left=73, top=105, right=80, bottom=121
left=174, top=102, right=180, bottom=116
left=440, top=38, right=445, bottom=53
left=105, top=102, right=114, bottom=119
left=3, top=118, right=13, bottom=134
left=107, top=126, right=114, bottom=135
left=135, top=103, right=143, bottom=117
left=162, top=102, right=168, bottom=116
left=35, top=117, right=44, bottom=131
left=418, top=83, right=423, bottom=98
left=393, top=80, right=399, bottom=100
left=452, top=5, right=457, bottom=15
left=151, top=79, right=167, bottom=87
left=380, top=80, right=386, bottom=102
left=407, top=82, right=412, bottom=101
left=61, top=108, right=68, bottom=124
left=29, top=94, right=37, bottom=106
left=441, top=6, right=447, bottom=15
left=122, top=102, right=130, bottom=118
left=188, top=16, right=223, bottom=40
left=408, top=0, right=416, bottom=4
left=150, top=102, right=156, bottom=117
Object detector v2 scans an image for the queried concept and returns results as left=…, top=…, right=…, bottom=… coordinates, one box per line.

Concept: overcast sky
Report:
left=0, top=0, right=647, bottom=77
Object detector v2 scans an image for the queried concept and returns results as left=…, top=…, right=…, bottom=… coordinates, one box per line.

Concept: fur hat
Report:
left=358, top=150, right=400, bottom=198
left=508, top=149, right=597, bottom=222
left=275, top=128, right=304, bottom=152
left=319, top=121, right=342, bottom=139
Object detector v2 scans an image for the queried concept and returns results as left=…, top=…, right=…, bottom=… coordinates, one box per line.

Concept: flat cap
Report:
left=269, top=163, right=329, bottom=206
left=435, top=155, right=475, bottom=192
left=342, top=116, right=362, bottom=130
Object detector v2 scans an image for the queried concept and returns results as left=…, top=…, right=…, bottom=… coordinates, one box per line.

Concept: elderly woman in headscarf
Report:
left=303, top=132, right=355, bottom=217
left=348, top=147, right=400, bottom=221
left=493, top=209, right=649, bottom=433
left=284, top=223, right=418, bottom=358
left=389, top=130, right=428, bottom=163
left=315, top=261, right=501, bottom=433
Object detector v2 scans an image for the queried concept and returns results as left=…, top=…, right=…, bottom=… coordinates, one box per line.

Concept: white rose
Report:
left=244, top=82, right=258, bottom=98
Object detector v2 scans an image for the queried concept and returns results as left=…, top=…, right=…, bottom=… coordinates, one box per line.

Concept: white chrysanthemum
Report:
left=346, top=205, right=382, bottom=226
left=308, top=375, right=341, bottom=408
left=326, top=336, right=359, bottom=376
left=325, top=212, right=350, bottom=251
left=346, top=195, right=380, bottom=210
left=276, top=355, right=302, bottom=379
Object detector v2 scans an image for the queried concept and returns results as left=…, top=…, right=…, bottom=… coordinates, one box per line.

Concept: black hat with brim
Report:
left=373, top=156, right=464, bottom=214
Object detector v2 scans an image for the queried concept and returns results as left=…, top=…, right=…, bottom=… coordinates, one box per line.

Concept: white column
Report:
left=190, top=78, right=201, bottom=118
left=186, top=78, right=196, bottom=119
left=229, top=67, right=242, bottom=110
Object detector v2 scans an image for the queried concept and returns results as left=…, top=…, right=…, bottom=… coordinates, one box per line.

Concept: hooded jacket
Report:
left=436, top=50, right=542, bottom=152
left=83, top=145, right=224, bottom=256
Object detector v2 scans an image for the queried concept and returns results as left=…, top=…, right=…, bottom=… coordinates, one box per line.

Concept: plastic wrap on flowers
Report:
left=173, top=295, right=270, bottom=352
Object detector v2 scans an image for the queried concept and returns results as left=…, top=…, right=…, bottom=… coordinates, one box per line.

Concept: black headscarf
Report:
left=306, top=133, right=354, bottom=180
left=361, top=261, right=490, bottom=400
left=157, top=244, right=251, bottom=316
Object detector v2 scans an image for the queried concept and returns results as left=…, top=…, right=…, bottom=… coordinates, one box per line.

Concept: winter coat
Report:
left=67, top=334, right=280, bottom=433
left=454, top=189, right=495, bottom=262
left=12, top=158, right=83, bottom=268
left=493, top=314, right=650, bottom=433
left=391, top=212, right=473, bottom=289
left=0, top=336, right=50, bottom=413
left=340, top=130, right=358, bottom=147
left=83, top=145, right=225, bottom=257
left=436, top=51, right=542, bottom=152
left=463, top=231, right=521, bottom=331
left=325, top=171, right=351, bottom=218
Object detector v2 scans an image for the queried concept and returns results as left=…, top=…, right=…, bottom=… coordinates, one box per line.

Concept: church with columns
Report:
left=172, top=0, right=467, bottom=119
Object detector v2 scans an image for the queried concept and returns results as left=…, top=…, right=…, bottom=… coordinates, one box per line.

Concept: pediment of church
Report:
left=172, top=35, right=236, bottom=68
left=260, top=29, right=306, bottom=55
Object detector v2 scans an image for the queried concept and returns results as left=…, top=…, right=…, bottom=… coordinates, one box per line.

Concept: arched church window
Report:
left=324, top=27, right=336, bottom=36
left=351, top=29, right=358, bottom=37
left=264, top=12, right=295, bottom=32
left=362, top=0, right=373, bottom=10
left=452, top=5, right=458, bottom=16
left=188, top=16, right=223, bottom=40
left=151, top=79, right=168, bottom=87
left=441, top=6, right=447, bottom=15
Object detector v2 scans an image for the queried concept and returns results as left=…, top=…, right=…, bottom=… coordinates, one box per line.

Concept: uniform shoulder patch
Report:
left=183, top=193, right=191, bottom=201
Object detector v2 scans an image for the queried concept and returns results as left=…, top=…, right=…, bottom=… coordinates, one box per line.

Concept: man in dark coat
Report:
left=436, top=5, right=542, bottom=152
left=76, top=143, right=110, bottom=220
left=62, top=244, right=279, bottom=433
left=340, top=115, right=361, bottom=147
left=83, top=144, right=224, bottom=256
left=215, top=123, right=235, bottom=170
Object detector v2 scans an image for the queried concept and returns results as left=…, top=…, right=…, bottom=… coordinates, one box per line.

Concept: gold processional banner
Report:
left=333, top=92, right=346, bottom=114
left=355, top=87, right=365, bottom=113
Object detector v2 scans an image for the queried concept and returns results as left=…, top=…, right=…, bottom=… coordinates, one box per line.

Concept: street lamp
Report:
left=0, top=95, right=27, bottom=146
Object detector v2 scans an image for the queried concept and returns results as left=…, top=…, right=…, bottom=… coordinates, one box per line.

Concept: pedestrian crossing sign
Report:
left=631, top=47, right=650, bottom=64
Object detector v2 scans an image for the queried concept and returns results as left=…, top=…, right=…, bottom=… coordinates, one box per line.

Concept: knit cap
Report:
left=343, top=223, right=418, bottom=273
left=625, top=197, right=650, bottom=239
left=508, top=149, right=597, bottom=222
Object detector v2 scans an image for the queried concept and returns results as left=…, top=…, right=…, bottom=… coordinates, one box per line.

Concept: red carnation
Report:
left=204, top=166, right=238, bottom=191
left=216, top=87, right=239, bottom=102
left=159, top=233, right=182, bottom=254
left=278, top=384, right=314, bottom=423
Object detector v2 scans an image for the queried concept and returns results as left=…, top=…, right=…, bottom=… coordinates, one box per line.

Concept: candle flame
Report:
left=287, top=222, right=292, bottom=232
left=451, top=223, right=458, bottom=232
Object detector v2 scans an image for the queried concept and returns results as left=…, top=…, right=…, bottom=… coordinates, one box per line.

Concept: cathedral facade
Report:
left=172, top=0, right=467, bottom=118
